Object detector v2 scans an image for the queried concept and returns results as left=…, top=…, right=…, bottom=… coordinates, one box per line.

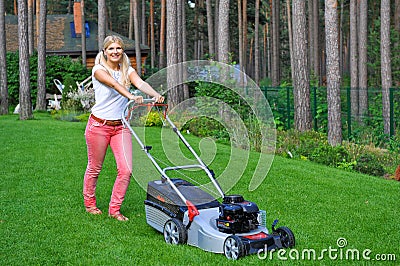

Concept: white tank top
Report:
left=90, top=64, right=134, bottom=120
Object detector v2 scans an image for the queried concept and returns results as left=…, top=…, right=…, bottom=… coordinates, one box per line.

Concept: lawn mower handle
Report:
left=121, top=98, right=226, bottom=216
left=128, top=98, right=157, bottom=105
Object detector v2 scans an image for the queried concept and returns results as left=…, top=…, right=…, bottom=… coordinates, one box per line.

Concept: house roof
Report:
left=5, top=14, right=149, bottom=57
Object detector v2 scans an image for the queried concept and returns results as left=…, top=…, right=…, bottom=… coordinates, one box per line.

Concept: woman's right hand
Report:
left=154, top=94, right=165, bottom=103
left=130, top=95, right=143, bottom=104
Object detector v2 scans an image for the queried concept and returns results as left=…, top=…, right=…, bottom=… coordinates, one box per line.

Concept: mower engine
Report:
left=216, top=195, right=260, bottom=233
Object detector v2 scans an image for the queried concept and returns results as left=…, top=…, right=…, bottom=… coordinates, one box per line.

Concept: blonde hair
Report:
left=94, top=35, right=131, bottom=88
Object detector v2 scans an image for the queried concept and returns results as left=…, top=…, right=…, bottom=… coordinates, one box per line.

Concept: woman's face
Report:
left=104, top=42, right=123, bottom=64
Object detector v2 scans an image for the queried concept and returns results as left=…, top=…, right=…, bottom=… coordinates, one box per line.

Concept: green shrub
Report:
left=61, top=75, right=76, bottom=102
left=275, top=129, right=398, bottom=177
left=74, top=113, right=90, bottom=122
left=182, top=116, right=228, bottom=139
left=194, top=81, right=251, bottom=120
left=309, top=145, right=350, bottom=167
left=6, top=52, right=22, bottom=106
left=354, top=154, right=386, bottom=177
left=276, top=129, right=328, bottom=158
left=6, top=52, right=91, bottom=108
left=336, top=160, right=357, bottom=171
left=60, top=75, right=83, bottom=111
left=51, top=110, right=81, bottom=122
left=140, top=111, right=164, bottom=127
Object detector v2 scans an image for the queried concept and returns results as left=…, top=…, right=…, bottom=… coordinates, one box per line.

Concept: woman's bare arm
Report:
left=94, top=68, right=143, bottom=102
left=129, top=70, right=164, bottom=102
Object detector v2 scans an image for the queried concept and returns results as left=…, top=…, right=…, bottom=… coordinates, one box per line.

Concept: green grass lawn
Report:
left=1, top=112, right=399, bottom=265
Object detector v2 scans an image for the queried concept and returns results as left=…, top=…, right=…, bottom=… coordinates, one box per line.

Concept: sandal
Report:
left=86, top=206, right=102, bottom=215
left=109, top=212, right=129, bottom=221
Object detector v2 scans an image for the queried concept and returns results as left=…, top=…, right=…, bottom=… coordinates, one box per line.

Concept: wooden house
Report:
left=5, top=11, right=149, bottom=69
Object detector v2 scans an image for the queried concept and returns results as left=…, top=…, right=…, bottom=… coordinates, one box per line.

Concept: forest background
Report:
left=0, top=0, right=399, bottom=177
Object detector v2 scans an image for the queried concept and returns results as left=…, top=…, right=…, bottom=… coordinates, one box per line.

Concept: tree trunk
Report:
left=141, top=0, right=146, bottom=45
left=358, top=0, right=368, bottom=119
left=325, top=0, right=342, bottom=146
left=308, top=0, right=313, bottom=73
left=36, top=0, right=47, bottom=111
left=248, top=36, right=253, bottom=77
left=214, top=0, right=219, bottom=59
left=292, top=0, right=311, bottom=131
left=193, top=8, right=199, bottom=59
left=27, top=0, right=34, bottom=55
left=177, top=0, right=183, bottom=66
left=129, top=0, right=133, bottom=39
left=198, top=0, right=205, bottom=59
left=18, top=0, right=33, bottom=120
left=350, top=0, right=358, bottom=119
left=150, top=0, right=155, bottom=69
left=159, top=0, right=166, bottom=68
left=254, top=0, right=260, bottom=84
left=166, top=0, right=179, bottom=108
left=313, top=0, right=320, bottom=85
left=339, top=0, right=344, bottom=77
left=181, top=0, right=189, bottom=101
left=176, top=0, right=183, bottom=101
left=238, top=0, right=244, bottom=84
left=262, top=23, right=268, bottom=79
left=242, top=0, right=247, bottom=72
left=81, top=0, right=86, bottom=67
left=381, top=0, right=392, bottom=135
left=98, top=0, right=106, bottom=49
left=271, top=0, right=280, bottom=86
left=266, top=22, right=271, bottom=79
left=395, top=0, right=400, bottom=34
left=218, top=0, right=230, bottom=64
left=395, top=0, right=400, bottom=56
left=0, top=0, right=8, bottom=114
left=181, top=1, right=187, bottom=66
left=206, top=0, right=215, bottom=58
left=133, top=0, right=141, bottom=75
left=286, top=0, right=294, bottom=82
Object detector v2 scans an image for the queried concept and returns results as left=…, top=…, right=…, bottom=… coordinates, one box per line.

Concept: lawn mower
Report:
left=122, top=99, right=295, bottom=260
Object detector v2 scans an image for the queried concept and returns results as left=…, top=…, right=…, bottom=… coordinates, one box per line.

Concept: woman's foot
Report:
left=109, top=212, right=129, bottom=221
left=85, top=206, right=103, bottom=215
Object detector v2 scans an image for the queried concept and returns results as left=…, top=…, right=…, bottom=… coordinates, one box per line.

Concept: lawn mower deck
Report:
left=144, top=178, right=295, bottom=259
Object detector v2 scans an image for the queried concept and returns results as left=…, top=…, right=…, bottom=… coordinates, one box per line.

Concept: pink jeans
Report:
left=83, top=116, right=132, bottom=215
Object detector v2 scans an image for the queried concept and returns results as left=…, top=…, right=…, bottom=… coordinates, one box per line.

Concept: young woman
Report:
left=83, top=35, right=164, bottom=221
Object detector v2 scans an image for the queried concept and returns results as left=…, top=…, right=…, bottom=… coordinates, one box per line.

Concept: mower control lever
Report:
left=144, top=146, right=152, bottom=151
left=272, top=219, right=279, bottom=232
